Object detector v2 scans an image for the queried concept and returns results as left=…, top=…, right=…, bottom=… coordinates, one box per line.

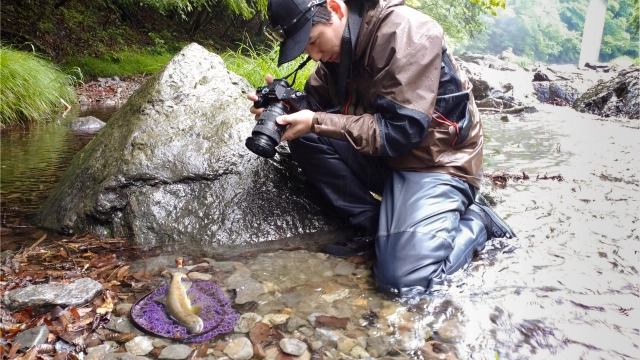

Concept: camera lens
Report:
left=245, top=102, right=289, bottom=158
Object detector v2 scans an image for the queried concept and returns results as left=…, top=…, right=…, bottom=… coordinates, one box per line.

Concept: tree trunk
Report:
left=578, top=0, right=609, bottom=67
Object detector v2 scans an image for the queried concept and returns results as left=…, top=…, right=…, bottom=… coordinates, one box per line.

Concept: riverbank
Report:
left=2, top=102, right=639, bottom=359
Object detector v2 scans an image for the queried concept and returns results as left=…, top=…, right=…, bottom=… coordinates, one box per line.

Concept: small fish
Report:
left=157, top=272, right=204, bottom=334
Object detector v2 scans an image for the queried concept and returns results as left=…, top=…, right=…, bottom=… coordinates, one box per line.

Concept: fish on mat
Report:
left=156, top=272, right=204, bottom=334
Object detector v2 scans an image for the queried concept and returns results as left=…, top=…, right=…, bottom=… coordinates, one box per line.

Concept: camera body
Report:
left=245, top=79, right=310, bottom=158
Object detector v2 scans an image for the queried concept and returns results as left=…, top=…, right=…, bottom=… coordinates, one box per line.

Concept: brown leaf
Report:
left=346, top=252, right=374, bottom=264
left=249, top=322, right=270, bottom=344
left=116, top=266, right=130, bottom=281
left=7, top=341, right=20, bottom=358
left=17, top=347, right=37, bottom=360
left=315, top=315, right=349, bottom=329
left=50, top=306, right=65, bottom=320
left=195, top=341, right=209, bottom=358
left=103, top=333, right=136, bottom=343
left=69, top=307, right=81, bottom=320
left=270, top=328, right=285, bottom=342
left=59, top=330, right=84, bottom=343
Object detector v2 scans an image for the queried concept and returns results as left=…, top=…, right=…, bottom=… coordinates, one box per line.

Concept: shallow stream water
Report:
left=1, top=103, right=638, bottom=359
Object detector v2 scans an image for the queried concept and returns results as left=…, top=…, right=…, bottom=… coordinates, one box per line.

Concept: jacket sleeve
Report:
left=310, top=8, right=443, bottom=157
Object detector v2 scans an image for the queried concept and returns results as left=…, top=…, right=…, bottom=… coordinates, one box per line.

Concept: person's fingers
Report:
left=266, top=74, right=274, bottom=85
left=247, top=94, right=258, bottom=102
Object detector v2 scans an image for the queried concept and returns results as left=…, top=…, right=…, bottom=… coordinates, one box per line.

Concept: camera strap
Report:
left=282, top=56, right=313, bottom=86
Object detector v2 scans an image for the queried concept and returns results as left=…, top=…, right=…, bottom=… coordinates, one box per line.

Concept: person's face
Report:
left=304, top=4, right=347, bottom=63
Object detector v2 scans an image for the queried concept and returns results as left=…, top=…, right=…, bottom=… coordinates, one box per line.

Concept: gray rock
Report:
left=39, top=43, right=343, bottom=251
left=103, top=353, right=144, bottom=360
left=234, top=313, right=263, bottom=333
left=68, top=116, right=106, bottom=133
left=234, top=278, right=266, bottom=304
left=223, top=337, right=253, bottom=360
left=279, top=338, right=307, bottom=356
left=224, top=267, right=251, bottom=289
left=115, top=303, right=133, bottom=317
left=125, top=336, right=154, bottom=356
left=333, top=261, right=356, bottom=276
left=3, top=277, right=102, bottom=314
left=85, top=344, right=114, bottom=360
left=366, top=335, right=392, bottom=358
left=14, top=326, right=48, bottom=351
left=158, top=344, right=194, bottom=359
left=573, top=66, right=639, bottom=119
left=130, top=255, right=178, bottom=275
left=105, top=317, right=144, bottom=335
left=284, top=316, right=310, bottom=333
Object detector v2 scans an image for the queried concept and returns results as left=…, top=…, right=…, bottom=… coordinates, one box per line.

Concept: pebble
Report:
left=279, top=338, right=307, bottom=356
left=124, top=336, right=154, bottom=356
left=187, top=272, right=212, bottom=281
left=261, top=313, right=290, bottom=326
left=85, top=344, right=114, bottom=360
left=158, top=344, right=193, bottom=359
left=234, top=312, right=263, bottom=333
left=235, top=278, right=266, bottom=304
left=14, top=325, right=49, bottom=351
left=223, top=337, right=253, bottom=360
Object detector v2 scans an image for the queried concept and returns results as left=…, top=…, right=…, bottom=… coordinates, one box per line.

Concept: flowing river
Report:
left=1, top=102, right=638, bottom=359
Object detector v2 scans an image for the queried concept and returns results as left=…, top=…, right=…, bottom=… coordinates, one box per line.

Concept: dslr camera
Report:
left=245, top=79, right=312, bottom=158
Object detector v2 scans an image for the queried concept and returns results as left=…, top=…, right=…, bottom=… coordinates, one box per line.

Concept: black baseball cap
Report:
left=268, top=0, right=327, bottom=65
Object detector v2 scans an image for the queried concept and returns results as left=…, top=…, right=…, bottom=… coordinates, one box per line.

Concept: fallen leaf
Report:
left=315, top=315, right=349, bottom=329
left=249, top=322, right=270, bottom=344
left=7, top=342, right=20, bottom=358
left=271, top=328, right=285, bottom=342
left=276, top=352, right=294, bottom=360
left=103, top=333, right=136, bottom=343
left=70, top=307, right=81, bottom=320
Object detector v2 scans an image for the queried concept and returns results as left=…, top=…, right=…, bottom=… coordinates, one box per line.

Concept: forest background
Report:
left=2, top=0, right=638, bottom=71
left=0, top=0, right=638, bottom=126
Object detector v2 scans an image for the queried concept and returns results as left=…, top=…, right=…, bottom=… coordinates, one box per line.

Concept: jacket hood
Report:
left=354, top=0, right=406, bottom=60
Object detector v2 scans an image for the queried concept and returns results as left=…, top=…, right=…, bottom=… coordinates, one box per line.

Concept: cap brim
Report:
left=277, top=19, right=312, bottom=66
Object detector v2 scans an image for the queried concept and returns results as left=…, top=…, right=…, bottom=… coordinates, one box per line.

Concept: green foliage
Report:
left=0, top=47, right=78, bottom=126
left=62, top=50, right=174, bottom=79
left=408, top=0, right=506, bottom=41
left=222, top=43, right=317, bottom=90
left=455, top=0, right=639, bottom=64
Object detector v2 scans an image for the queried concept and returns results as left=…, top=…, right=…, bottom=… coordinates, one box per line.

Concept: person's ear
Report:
left=327, top=0, right=345, bottom=20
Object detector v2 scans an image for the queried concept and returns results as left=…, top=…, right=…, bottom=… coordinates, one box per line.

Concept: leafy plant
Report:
left=222, top=41, right=317, bottom=90
left=0, top=47, right=77, bottom=126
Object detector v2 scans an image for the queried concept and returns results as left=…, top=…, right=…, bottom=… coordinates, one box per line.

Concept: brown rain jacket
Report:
left=304, top=0, right=483, bottom=189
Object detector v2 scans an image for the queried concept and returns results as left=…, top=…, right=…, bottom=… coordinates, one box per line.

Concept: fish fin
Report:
left=154, top=296, right=167, bottom=305
left=183, top=281, right=192, bottom=291
left=190, top=304, right=203, bottom=315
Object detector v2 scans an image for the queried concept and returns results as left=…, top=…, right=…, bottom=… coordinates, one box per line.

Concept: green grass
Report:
left=62, top=50, right=175, bottom=79
left=222, top=43, right=317, bottom=90
left=0, top=47, right=78, bottom=126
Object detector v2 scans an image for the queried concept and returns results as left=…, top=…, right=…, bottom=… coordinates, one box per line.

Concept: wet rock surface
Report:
left=38, top=43, right=344, bottom=250
left=3, top=277, right=103, bottom=314
left=573, top=66, right=639, bottom=119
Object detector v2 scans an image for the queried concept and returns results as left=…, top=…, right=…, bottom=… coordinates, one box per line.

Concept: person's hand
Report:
left=248, top=74, right=274, bottom=120
left=277, top=110, right=315, bottom=141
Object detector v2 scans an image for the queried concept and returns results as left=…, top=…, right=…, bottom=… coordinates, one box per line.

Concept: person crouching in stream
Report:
left=248, top=0, right=516, bottom=296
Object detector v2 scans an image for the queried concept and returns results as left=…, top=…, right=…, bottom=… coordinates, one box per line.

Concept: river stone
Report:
left=14, top=326, right=49, bottom=351
left=224, top=267, right=252, bottom=289
left=234, top=278, right=266, bottom=304
left=158, top=344, right=193, bottom=359
left=38, top=42, right=343, bottom=251
left=279, top=338, right=307, bottom=356
left=103, top=353, right=144, bottom=360
left=105, top=317, right=144, bottom=336
left=233, top=313, right=262, bottom=333
left=223, top=337, right=253, bottom=360
left=125, top=336, right=154, bottom=356
left=68, top=116, right=106, bottom=133
left=573, top=66, right=639, bottom=119
left=2, top=277, right=102, bottom=314
left=366, top=335, right=392, bottom=357
left=85, top=344, right=114, bottom=360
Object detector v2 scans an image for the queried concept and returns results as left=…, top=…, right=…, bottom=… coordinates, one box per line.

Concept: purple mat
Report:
left=130, top=279, right=239, bottom=342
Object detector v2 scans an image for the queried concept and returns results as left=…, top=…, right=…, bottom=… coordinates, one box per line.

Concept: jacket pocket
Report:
left=433, top=90, right=473, bottom=146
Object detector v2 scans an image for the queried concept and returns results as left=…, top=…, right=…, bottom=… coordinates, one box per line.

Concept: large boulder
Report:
left=573, top=66, right=639, bottom=119
left=39, top=43, right=343, bottom=250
